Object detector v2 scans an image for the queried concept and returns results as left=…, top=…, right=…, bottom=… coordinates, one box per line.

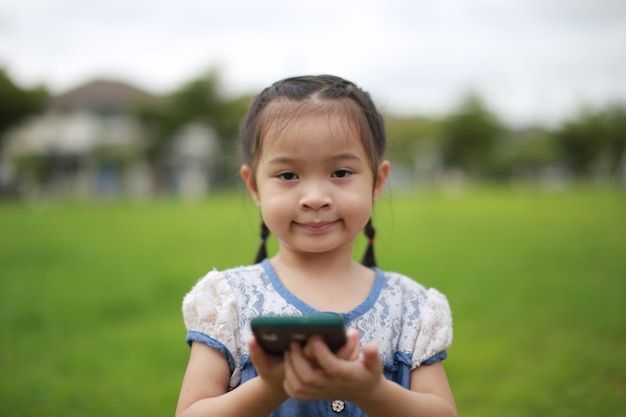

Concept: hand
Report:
left=302, top=328, right=361, bottom=365
left=335, top=328, right=362, bottom=361
left=283, top=337, right=384, bottom=402
left=247, top=337, right=286, bottom=394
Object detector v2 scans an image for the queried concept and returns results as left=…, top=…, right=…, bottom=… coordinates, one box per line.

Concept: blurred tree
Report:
left=553, top=103, right=626, bottom=180
left=0, top=69, right=48, bottom=169
left=597, top=104, right=626, bottom=182
left=439, top=92, right=505, bottom=178
left=489, top=128, right=558, bottom=180
left=554, top=108, right=602, bottom=178
left=385, top=115, right=443, bottom=186
left=385, top=115, right=439, bottom=168
left=134, top=68, right=250, bottom=187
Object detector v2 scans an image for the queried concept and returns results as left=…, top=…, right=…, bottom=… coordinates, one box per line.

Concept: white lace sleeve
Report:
left=182, top=270, right=240, bottom=356
left=412, top=288, right=453, bottom=367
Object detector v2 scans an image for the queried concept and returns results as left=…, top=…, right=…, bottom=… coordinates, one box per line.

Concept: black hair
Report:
left=243, top=75, right=386, bottom=267
left=253, top=221, right=270, bottom=264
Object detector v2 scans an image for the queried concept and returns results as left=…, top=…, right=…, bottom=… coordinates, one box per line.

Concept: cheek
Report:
left=345, top=187, right=373, bottom=203
left=341, top=190, right=374, bottom=220
left=259, top=195, right=291, bottom=224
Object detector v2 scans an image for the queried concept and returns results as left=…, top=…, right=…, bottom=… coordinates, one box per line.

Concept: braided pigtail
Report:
left=360, top=218, right=377, bottom=268
left=254, top=221, right=270, bottom=263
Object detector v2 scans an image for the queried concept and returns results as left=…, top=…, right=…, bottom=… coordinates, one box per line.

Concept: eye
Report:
left=332, top=169, right=352, bottom=178
left=278, top=172, right=298, bottom=181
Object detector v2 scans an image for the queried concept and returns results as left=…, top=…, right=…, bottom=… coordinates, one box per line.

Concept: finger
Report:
left=250, top=337, right=285, bottom=373
left=303, top=335, right=324, bottom=360
left=284, top=345, right=304, bottom=377
left=362, top=342, right=382, bottom=372
left=311, top=338, right=345, bottom=375
left=248, top=337, right=272, bottom=373
left=346, top=328, right=360, bottom=339
left=248, top=337, right=264, bottom=366
left=293, top=341, right=319, bottom=372
left=284, top=343, right=320, bottom=399
left=336, top=329, right=360, bottom=361
left=283, top=348, right=294, bottom=378
left=282, top=349, right=298, bottom=397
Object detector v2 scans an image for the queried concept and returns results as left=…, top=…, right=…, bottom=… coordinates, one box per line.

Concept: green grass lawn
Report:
left=1, top=186, right=624, bottom=417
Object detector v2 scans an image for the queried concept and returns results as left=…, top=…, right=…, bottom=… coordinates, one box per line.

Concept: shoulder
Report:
left=382, top=269, right=427, bottom=290
left=378, top=269, right=453, bottom=364
left=379, top=269, right=433, bottom=302
left=184, top=263, right=265, bottom=298
left=182, top=264, right=266, bottom=324
left=380, top=269, right=451, bottom=315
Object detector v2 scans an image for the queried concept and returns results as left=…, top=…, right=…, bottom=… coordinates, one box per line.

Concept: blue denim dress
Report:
left=184, top=259, right=452, bottom=416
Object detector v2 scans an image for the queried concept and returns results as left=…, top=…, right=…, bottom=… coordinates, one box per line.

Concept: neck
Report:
left=272, top=247, right=357, bottom=278
left=269, top=247, right=376, bottom=313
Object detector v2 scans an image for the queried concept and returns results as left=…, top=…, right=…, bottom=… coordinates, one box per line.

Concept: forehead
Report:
left=258, top=99, right=366, bottom=151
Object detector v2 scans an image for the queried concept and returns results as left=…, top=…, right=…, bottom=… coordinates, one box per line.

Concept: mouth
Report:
left=295, top=220, right=340, bottom=233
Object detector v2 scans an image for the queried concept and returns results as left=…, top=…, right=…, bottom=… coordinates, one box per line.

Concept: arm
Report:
left=175, top=342, right=288, bottom=417
left=176, top=329, right=362, bottom=417
left=283, top=340, right=457, bottom=417
left=355, top=355, right=457, bottom=417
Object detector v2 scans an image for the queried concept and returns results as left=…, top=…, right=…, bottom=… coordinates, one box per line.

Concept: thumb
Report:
left=362, top=342, right=382, bottom=372
left=248, top=337, right=263, bottom=363
left=248, top=337, right=271, bottom=371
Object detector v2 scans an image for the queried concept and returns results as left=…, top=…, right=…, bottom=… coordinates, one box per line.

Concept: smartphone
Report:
left=250, top=314, right=347, bottom=356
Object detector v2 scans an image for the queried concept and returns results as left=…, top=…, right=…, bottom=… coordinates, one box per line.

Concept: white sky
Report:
left=1, top=0, right=625, bottom=127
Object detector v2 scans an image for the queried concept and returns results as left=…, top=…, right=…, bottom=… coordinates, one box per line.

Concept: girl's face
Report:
left=241, top=112, right=389, bottom=259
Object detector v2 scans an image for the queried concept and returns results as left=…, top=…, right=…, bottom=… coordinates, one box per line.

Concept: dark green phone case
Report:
left=250, top=314, right=347, bottom=356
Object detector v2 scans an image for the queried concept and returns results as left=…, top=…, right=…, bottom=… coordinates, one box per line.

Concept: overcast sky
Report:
left=1, top=0, right=625, bottom=127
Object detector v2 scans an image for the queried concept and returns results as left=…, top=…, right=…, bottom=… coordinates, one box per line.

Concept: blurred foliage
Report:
left=133, top=68, right=251, bottom=186
left=385, top=93, right=626, bottom=184
left=490, top=128, right=558, bottom=180
left=133, top=69, right=625, bottom=186
left=0, top=69, right=48, bottom=159
left=553, top=103, right=626, bottom=179
left=438, top=93, right=505, bottom=178
left=3, top=66, right=626, bottom=190
left=385, top=115, right=440, bottom=167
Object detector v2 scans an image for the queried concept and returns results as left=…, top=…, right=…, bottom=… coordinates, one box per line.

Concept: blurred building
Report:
left=165, top=122, right=218, bottom=199
left=3, top=80, right=218, bottom=199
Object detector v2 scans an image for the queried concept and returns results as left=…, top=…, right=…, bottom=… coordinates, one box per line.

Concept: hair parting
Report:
left=240, top=74, right=386, bottom=175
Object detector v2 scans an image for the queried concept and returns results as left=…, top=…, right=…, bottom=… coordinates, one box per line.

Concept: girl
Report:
left=176, top=75, right=456, bottom=417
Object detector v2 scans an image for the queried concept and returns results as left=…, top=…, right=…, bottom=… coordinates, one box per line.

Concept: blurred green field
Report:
left=1, top=186, right=625, bottom=417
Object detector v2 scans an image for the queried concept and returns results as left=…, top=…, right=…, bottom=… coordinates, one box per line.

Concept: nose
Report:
left=299, top=180, right=332, bottom=210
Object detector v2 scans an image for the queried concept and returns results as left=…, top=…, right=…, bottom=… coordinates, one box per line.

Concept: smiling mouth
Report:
left=296, top=220, right=339, bottom=232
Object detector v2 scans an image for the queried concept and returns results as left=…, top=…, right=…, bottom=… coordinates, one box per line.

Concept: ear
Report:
left=373, top=160, right=390, bottom=201
left=240, top=165, right=261, bottom=206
